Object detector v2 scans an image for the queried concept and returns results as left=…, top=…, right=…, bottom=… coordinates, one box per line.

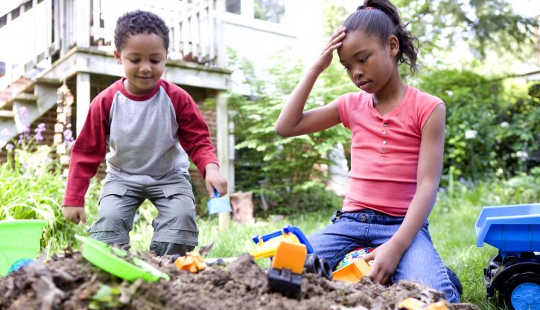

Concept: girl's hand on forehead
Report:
left=312, top=26, right=346, bottom=73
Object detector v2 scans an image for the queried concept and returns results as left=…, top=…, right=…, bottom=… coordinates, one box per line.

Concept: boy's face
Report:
left=114, top=32, right=167, bottom=95
left=337, top=30, right=398, bottom=94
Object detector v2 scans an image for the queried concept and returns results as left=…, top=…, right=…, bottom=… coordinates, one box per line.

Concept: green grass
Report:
left=2, top=149, right=539, bottom=309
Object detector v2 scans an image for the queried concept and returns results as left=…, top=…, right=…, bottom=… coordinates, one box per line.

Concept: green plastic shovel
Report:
left=75, top=235, right=169, bottom=282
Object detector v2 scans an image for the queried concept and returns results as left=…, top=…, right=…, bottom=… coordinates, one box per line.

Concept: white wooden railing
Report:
left=90, top=0, right=224, bottom=66
left=0, top=0, right=224, bottom=89
left=0, top=0, right=55, bottom=89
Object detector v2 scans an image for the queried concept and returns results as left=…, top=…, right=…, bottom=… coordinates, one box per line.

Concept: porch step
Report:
left=0, top=78, right=60, bottom=147
left=0, top=110, right=14, bottom=118
left=14, top=93, right=38, bottom=102
left=0, top=77, right=32, bottom=105
left=36, top=77, right=62, bottom=87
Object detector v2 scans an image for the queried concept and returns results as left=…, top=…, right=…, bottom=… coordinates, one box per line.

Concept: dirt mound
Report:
left=0, top=250, right=480, bottom=310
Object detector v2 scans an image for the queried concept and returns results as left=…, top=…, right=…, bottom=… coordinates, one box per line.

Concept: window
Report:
left=226, top=0, right=241, bottom=14
left=254, top=0, right=285, bottom=23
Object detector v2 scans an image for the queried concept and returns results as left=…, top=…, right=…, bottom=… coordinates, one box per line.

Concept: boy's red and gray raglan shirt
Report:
left=62, top=78, right=218, bottom=207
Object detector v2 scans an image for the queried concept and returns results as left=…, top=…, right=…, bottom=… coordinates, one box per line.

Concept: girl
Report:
left=275, top=0, right=460, bottom=303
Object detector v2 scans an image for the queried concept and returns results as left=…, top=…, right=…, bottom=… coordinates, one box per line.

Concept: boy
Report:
left=62, top=10, right=227, bottom=256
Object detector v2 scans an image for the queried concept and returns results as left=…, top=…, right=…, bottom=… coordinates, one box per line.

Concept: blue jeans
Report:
left=308, top=209, right=460, bottom=303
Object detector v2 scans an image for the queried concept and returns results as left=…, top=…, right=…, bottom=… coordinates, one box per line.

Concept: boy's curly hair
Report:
left=114, top=10, right=169, bottom=52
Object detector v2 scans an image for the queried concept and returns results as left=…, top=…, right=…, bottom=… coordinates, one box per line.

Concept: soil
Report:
left=0, top=249, right=480, bottom=310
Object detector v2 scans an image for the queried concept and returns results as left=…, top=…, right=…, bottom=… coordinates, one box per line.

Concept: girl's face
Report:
left=114, top=33, right=167, bottom=95
left=337, top=30, right=399, bottom=94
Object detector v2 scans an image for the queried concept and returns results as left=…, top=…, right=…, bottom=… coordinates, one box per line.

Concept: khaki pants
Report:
left=89, top=173, right=198, bottom=251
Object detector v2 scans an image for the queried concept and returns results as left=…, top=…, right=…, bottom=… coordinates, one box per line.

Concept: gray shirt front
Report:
left=105, top=86, right=189, bottom=184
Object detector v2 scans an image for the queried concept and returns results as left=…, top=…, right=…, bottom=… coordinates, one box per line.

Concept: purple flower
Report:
left=17, top=133, right=25, bottom=144
left=34, top=123, right=46, bottom=141
left=17, top=128, right=30, bottom=144
left=64, top=129, right=74, bottom=142
left=5, top=143, right=13, bottom=151
left=63, top=129, right=72, bottom=139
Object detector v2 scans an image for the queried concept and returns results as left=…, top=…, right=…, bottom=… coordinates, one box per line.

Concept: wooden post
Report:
left=241, top=0, right=254, bottom=19
left=215, top=0, right=226, bottom=68
left=215, top=0, right=231, bottom=230
left=75, top=0, right=90, bottom=48
left=75, top=72, right=90, bottom=135
left=216, top=91, right=231, bottom=230
left=53, top=0, right=61, bottom=53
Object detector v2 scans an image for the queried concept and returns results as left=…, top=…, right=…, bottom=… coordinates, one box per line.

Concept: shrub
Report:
left=419, top=69, right=539, bottom=182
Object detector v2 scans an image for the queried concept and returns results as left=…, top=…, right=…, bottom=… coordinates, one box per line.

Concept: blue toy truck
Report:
left=475, top=204, right=540, bottom=310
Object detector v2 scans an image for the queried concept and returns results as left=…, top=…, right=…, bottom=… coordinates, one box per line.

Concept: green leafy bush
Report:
left=419, top=69, right=500, bottom=179
left=419, top=69, right=539, bottom=181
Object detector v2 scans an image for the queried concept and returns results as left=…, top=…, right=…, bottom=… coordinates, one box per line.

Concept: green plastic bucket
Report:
left=0, top=219, right=47, bottom=276
left=75, top=235, right=169, bottom=282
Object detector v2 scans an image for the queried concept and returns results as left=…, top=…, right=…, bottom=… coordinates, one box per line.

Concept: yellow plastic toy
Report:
left=332, top=258, right=372, bottom=283
left=174, top=251, right=206, bottom=273
left=271, top=240, right=307, bottom=274
left=266, top=240, right=307, bottom=298
left=250, top=225, right=314, bottom=260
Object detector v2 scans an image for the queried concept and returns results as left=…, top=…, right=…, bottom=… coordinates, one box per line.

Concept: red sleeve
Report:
left=417, top=91, right=444, bottom=131
left=164, top=80, right=219, bottom=177
left=336, top=94, right=351, bottom=129
left=62, top=87, right=114, bottom=207
left=336, top=93, right=362, bottom=129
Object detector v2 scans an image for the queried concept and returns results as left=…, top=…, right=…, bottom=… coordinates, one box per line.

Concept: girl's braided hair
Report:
left=344, top=0, right=418, bottom=72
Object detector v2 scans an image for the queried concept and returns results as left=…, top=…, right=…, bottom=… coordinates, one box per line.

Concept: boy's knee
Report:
left=89, top=215, right=131, bottom=244
left=150, top=241, right=194, bottom=256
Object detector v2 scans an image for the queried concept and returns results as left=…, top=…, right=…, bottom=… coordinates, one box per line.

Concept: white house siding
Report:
left=222, top=0, right=324, bottom=93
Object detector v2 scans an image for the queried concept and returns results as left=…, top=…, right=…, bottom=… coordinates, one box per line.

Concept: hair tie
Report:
left=357, top=5, right=375, bottom=11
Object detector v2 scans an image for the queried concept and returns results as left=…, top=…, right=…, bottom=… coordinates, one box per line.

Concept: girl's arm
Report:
left=365, top=103, right=446, bottom=284
left=275, top=28, right=346, bottom=137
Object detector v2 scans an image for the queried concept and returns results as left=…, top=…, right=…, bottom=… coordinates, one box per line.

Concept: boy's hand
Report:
left=364, top=239, right=407, bottom=285
left=204, top=163, right=228, bottom=196
left=62, top=206, right=87, bottom=224
left=312, top=27, right=346, bottom=73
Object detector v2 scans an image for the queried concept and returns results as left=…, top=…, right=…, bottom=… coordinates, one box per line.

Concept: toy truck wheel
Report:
left=498, top=271, right=540, bottom=310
